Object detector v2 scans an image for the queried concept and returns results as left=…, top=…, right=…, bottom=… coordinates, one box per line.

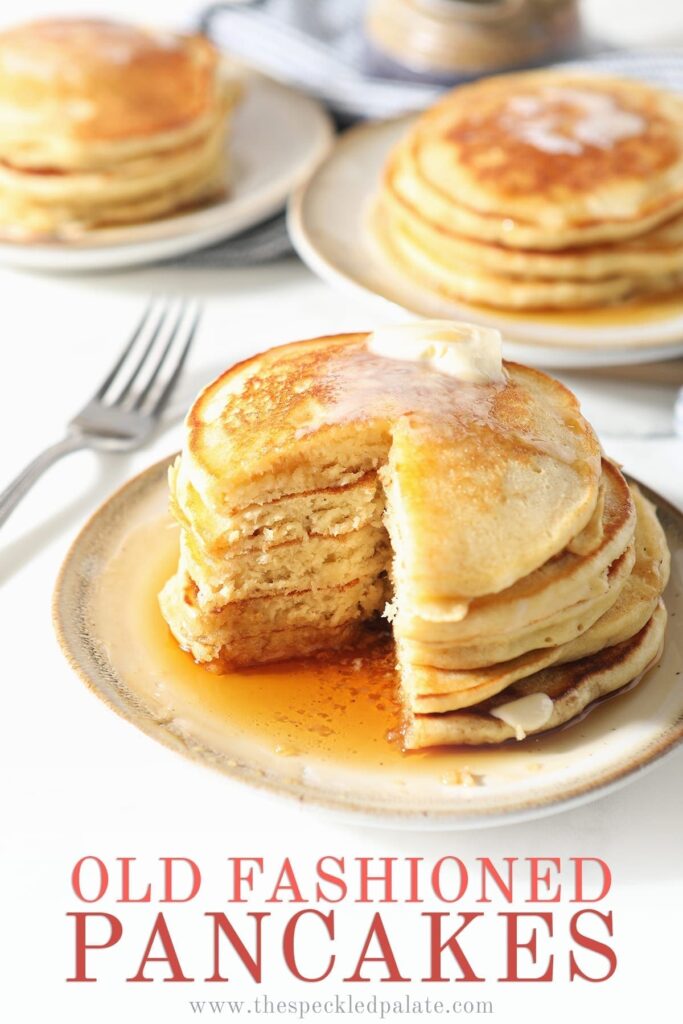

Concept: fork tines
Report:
left=94, top=298, right=202, bottom=415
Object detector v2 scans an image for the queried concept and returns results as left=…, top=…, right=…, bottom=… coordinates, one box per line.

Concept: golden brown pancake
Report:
left=0, top=18, right=241, bottom=237
left=160, top=569, right=387, bottom=669
left=160, top=327, right=669, bottom=747
left=182, top=333, right=601, bottom=599
left=382, top=185, right=683, bottom=283
left=399, top=539, right=636, bottom=672
left=372, top=71, right=683, bottom=310
left=395, top=71, right=683, bottom=246
left=161, top=329, right=602, bottom=670
left=372, top=200, right=683, bottom=310
left=394, top=458, right=634, bottom=646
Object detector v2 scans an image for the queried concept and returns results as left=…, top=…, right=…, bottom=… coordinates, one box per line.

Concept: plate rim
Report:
left=0, top=72, right=334, bottom=272
left=287, top=117, right=683, bottom=366
left=52, top=456, right=683, bottom=830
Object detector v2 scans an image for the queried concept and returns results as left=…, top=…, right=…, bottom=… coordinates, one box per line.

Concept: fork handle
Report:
left=0, top=433, right=90, bottom=530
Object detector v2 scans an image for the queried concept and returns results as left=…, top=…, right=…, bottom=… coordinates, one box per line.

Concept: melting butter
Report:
left=502, top=88, right=646, bottom=156
left=491, top=693, right=554, bottom=741
left=367, top=321, right=504, bottom=384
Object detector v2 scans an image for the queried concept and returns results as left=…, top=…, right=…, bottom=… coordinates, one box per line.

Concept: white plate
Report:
left=288, top=118, right=683, bottom=368
left=54, top=459, right=683, bottom=830
left=0, top=72, right=333, bottom=272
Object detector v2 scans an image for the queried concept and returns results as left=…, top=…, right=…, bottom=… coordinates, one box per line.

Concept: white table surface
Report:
left=1, top=3, right=682, bottom=1023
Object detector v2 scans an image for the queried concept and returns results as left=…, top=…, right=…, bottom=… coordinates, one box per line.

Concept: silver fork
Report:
left=0, top=297, right=201, bottom=530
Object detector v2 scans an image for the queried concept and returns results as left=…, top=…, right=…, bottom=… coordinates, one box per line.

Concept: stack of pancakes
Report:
left=0, top=19, right=241, bottom=238
left=373, top=71, right=683, bottom=310
left=160, top=328, right=669, bottom=748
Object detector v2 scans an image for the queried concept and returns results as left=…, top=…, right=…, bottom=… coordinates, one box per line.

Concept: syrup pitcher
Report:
left=365, top=0, right=584, bottom=79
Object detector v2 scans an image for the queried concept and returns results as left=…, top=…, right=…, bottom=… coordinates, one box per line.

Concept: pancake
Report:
left=0, top=18, right=240, bottom=237
left=404, top=484, right=668, bottom=713
left=179, top=523, right=391, bottom=608
left=160, top=324, right=669, bottom=746
left=182, top=334, right=601, bottom=602
left=171, top=462, right=385, bottom=554
left=404, top=601, right=667, bottom=748
left=159, top=570, right=387, bottom=668
left=372, top=70, right=683, bottom=310
left=381, top=184, right=683, bottom=283
left=395, top=72, right=683, bottom=248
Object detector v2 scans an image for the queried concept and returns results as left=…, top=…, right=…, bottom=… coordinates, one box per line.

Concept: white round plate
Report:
left=54, top=459, right=683, bottom=830
left=0, top=71, right=333, bottom=272
left=288, top=118, right=683, bottom=369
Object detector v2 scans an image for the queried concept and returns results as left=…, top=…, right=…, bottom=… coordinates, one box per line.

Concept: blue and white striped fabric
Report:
left=200, top=0, right=683, bottom=120
left=566, top=50, right=683, bottom=96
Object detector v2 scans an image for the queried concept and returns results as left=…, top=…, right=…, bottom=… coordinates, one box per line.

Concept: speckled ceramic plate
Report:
left=53, top=458, right=683, bottom=830
left=287, top=118, right=683, bottom=369
left=0, top=72, right=332, bottom=272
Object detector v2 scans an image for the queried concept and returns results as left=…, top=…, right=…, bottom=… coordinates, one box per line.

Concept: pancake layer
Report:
left=402, top=486, right=668, bottom=715
left=372, top=71, right=683, bottom=310
left=404, top=601, right=667, bottom=748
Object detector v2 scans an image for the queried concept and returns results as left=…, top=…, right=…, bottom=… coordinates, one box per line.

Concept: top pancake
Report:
left=0, top=19, right=227, bottom=169
left=394, top=71, right=683, bottom=249
left=183, top=333, right=601, bottom=601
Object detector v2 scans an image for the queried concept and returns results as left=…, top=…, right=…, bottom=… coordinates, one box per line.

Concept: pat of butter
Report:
left=490, top=693, right=554, bottom=741
left=367, top=321, right=504, bottom=383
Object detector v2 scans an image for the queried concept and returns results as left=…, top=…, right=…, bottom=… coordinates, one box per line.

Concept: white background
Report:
left=1, top=2, right=682, bottom=1022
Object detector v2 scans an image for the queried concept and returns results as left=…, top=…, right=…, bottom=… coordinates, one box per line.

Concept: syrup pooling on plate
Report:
left=479, top=290, right=683, bottom=329
left=92, top=513, right=665, bottom=788
left=111, top=517, right=406, bottom=767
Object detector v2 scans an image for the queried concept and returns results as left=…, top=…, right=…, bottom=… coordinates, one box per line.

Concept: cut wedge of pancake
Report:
left=404, top=601, right=667, bottom=749
left=171, top=460, right=384, bottom=554
left=403, top=485, right=668, bottom=713
left=179, top=521, right=390, bottom=607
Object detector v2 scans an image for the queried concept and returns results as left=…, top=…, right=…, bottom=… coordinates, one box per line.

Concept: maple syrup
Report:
left=487, top=291, right=683, bottom=330
left=91, top=514, right=663, bottom=798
